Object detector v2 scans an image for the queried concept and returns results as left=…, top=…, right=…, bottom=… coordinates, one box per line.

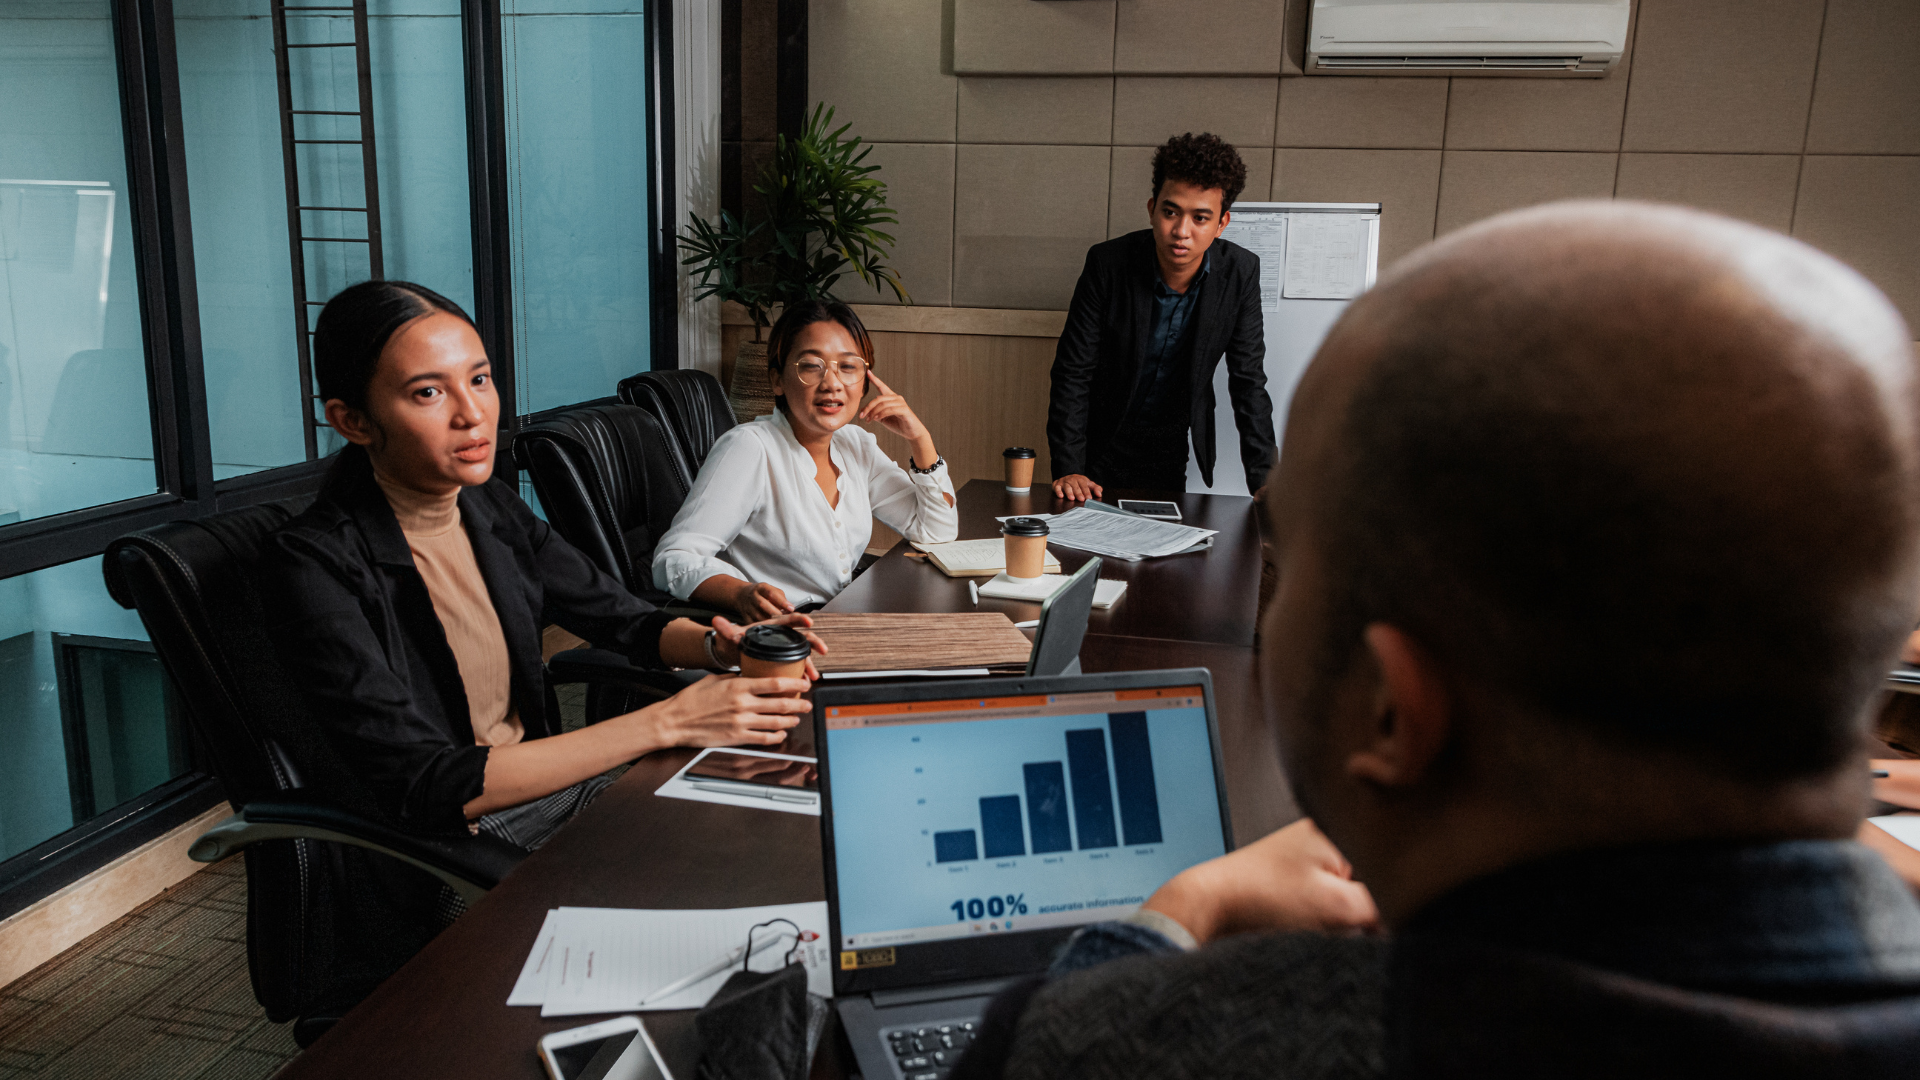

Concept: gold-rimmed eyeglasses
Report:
left=792, top=358, right=868, bottom=387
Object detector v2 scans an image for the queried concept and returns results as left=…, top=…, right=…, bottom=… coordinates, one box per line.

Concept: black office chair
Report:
left=616, top=369, right=736, bottom=475
left=104, top=501, right=680, bottom=1045
left=512, top=402, right=704, bottom=605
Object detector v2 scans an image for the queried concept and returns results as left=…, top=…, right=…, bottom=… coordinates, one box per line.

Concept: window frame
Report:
left=0, top=0, right=678, bottom=915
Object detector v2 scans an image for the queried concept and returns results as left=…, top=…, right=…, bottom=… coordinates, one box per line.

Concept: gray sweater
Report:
left=958, top=839, right=1920, bottom=1080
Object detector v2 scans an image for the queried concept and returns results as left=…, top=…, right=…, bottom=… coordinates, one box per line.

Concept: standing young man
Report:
left=1047, top=132, right=1277, bottom=499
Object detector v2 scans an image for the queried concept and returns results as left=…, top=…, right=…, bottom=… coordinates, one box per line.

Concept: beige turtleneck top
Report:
left=375, top=474, right=524, bottom=748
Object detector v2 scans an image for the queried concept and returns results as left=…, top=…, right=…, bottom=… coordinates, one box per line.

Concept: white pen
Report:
left=968, top=580, right=979, bottom=605
left=637, top=933, right=790, bottom=1006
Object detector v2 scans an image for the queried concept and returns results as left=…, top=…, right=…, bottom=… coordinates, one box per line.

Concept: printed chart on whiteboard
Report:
left=1189, top=202, right=1380, bottom=497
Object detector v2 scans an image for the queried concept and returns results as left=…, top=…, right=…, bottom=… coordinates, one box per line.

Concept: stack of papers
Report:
left=509, top=902, right=832, bottom=1015
left=1000, top=507, right=1217, bottom=561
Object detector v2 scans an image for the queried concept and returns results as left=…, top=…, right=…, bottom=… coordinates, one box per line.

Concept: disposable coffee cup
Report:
left=1003, top=447, right=1037, bottom=493
left=737, top=624, right=812, bottom=696
left=1001, top=517, right=1050, bottom=582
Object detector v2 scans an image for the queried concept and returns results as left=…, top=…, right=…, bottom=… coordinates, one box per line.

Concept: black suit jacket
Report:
left=258, top=446, right=674, bottom=833
left=1047, top=230, right=1277, bottom=491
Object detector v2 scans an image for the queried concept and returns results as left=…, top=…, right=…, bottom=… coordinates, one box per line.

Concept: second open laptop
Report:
left=812, top=669, right=1233, bottom=1080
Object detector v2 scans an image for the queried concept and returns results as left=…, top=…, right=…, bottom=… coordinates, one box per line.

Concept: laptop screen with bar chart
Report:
left=814, top=670, right=1232, bottom=994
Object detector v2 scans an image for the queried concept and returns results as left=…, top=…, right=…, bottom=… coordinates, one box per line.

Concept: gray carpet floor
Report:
left=0, top=857, right=298, bottom=1080
left=0, top=681, right=595, bottom=1079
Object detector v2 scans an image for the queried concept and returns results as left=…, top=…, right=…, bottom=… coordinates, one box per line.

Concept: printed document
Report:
left=508, top=901, right=832, bottom=1015
left=1010, top=506, right=1217, bottom=561
left=1284, top=213, right=1370, bottom=300
left=1227, top=211, right=1288, bottom=312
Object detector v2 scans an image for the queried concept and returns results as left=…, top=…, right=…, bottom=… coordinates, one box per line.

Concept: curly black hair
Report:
left=1151, top=132, right=1248, bottom=211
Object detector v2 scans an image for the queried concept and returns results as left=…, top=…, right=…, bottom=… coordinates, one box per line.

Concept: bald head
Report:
left=1289, top=201, right=1920, bottom=782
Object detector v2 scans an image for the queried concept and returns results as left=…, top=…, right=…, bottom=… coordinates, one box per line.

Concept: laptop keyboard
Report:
left=884, top=1020, right=978, bottom=1079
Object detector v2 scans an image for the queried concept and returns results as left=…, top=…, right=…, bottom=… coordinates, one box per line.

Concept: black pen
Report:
left=1873, top=770, right=1890, bottom=779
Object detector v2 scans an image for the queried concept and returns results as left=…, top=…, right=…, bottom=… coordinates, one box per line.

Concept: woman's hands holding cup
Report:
left=710, top=613, right=828, bottom=680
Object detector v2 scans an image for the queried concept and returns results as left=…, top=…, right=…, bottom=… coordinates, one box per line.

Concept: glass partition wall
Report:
left=0, top=0, right=673, bottom=916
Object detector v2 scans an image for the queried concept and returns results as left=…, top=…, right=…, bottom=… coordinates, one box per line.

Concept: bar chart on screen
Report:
left=824, top=698, right=1228, bottom=949
left=929, top=713, right=1164, bottom=865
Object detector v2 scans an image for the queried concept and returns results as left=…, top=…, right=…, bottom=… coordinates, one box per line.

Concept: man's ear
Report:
left=1345, top=623, right=1452, bottom=788
left=324, top=399, right=377, bottom=448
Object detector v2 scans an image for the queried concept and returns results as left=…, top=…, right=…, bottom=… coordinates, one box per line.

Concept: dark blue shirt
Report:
left=1131, top=248, right=1212, bottom=431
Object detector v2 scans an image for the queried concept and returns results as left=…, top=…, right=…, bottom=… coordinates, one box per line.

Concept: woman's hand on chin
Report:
left=858, top=371, right=930, bottom=444
left=710, top=612, right=828, bottom=679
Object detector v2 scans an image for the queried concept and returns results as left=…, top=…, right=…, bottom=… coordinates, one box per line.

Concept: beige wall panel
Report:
left=1274, top=76, right=1447, bottom=149
left=1445, top=76, right=1629, bottom=152
left=953, top=0, right=1116, bottom=76
left=1434, top=151, right=1619, bottom=235
left=1113, top=77, right=1280, bottom=149
left=1613, top=153, right=1800, bottom=233
left=1271, top=148, right=1442, bottom=271
left=1108, top=144, right=1274, bottom=239
left=1792, top=155, right=1920, bottom=329
left=1621, top=0, right=1824, bottom=153
left=810, top=0, right=957, bottom=143
left=954, top=145, right=1112, bottom=309
left=856, top=331, right=1060, bottom=487
left=1113, top=0, right=1285, bottom=75
left=860, top=143, right=956, bottom=306
left=1805, top=0, right=1920, bottom=155
left=958, top=77, right=1115, bottom=145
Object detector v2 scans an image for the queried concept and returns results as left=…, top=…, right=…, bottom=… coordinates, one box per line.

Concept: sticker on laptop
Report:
left=840, top=947, right=897, bottom=970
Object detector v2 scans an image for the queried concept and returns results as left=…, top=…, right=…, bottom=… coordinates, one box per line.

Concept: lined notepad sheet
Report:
left=804, top=612, right=1034, bottom=673
left=910, top=538, right=1062, bottom=577
left=509, top=902, right=831, bottom=1015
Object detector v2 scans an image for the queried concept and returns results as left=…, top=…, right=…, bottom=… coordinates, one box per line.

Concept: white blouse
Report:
left=652, top=410, right=959, bottom=607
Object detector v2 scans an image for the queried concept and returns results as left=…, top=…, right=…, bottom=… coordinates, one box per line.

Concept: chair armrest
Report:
left=189, top=802, right=525, bottom=906
left=546, top=647, right=703, bottom=698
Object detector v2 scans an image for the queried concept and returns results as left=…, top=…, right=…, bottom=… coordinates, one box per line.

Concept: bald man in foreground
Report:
left=950, top=202, right=1920, bottom=1080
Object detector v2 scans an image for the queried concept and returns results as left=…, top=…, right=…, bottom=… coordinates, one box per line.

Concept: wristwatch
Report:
left=703, top=628, right=726, bottom=670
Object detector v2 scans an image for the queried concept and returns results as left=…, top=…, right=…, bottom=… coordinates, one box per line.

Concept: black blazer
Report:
left=258, top=446, right=674, bottom=833
left=1047, top=230, right=1278, bottom=491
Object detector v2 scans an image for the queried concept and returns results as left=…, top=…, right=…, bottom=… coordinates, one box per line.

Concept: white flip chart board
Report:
left=1186, top=202, right=1381, bottom=496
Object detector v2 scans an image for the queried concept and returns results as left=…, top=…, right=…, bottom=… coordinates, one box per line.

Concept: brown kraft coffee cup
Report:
left=1001, top=516, right=1050, bottom=581
left=1003, top=447, right=1036, bottom=493
left=737, top=624, right=812, bottom=696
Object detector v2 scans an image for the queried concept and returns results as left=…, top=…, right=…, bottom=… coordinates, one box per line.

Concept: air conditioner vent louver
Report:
left=1307, top=1, right=1630, bottom=78
left=1317, top=54, right=1583, bottom=70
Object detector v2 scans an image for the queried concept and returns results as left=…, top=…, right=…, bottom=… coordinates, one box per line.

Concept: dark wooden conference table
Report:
left=278, top=479, right=1296, bottom=1080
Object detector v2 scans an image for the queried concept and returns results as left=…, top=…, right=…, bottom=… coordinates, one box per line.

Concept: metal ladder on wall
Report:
left=270, top=0, right=385, bottom=460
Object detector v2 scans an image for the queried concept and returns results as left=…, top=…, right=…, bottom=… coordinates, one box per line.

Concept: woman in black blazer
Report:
left=261, top=280, right=822, bottom=845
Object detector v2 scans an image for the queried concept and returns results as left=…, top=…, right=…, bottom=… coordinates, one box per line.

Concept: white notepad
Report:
left=910, top=538, right=1062, bottom=577
left=977, top=572, right=1127, bottom=608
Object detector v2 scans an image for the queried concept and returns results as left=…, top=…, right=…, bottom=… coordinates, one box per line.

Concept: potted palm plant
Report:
left=680, top=104, right=909, bottom=422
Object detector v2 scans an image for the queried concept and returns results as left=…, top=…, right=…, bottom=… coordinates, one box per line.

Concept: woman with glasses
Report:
left=653, top=299, right=958, bottom=618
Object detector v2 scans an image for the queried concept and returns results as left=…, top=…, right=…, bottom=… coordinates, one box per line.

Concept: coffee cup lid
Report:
left=740, top=624, right=813, bottom=663
left=1002, top=447, right=1036, bottom=459
left=1001, top=516, right=1050, bottom=537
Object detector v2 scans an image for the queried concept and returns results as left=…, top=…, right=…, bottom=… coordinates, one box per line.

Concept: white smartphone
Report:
left=1117, top=499, right=1183, bottom=520
left=537, top=1016, right=674, bottom=1080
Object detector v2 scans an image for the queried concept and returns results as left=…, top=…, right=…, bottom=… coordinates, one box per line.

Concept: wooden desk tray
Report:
left=804, top=611, right=1032, bottom=673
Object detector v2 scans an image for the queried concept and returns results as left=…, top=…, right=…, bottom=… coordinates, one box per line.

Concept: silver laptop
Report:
left=813, top=669, right=1233, bottom=1080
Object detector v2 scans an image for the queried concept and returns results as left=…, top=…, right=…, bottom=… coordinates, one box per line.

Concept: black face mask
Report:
left=695, top=922, right=830, bottom=1080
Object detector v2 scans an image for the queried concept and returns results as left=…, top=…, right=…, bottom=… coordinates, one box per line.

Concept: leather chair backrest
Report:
left=104, top=502, right=437, bottom=1021
left=512, top=403, right=692, bottom=600
left=617, top=369, right=736, bottom=474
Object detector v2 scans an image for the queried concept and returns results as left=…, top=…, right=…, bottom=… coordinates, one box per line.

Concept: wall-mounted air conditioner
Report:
left=1307, top=0, right=1631, bottom=77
